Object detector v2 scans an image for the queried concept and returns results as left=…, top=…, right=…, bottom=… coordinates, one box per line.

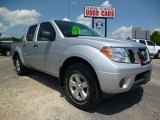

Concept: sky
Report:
left=0, top=0, right=160, bottom=38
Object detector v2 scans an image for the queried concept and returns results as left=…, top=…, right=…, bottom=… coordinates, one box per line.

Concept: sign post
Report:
left=84, top=6, right=116, bottom=37
left=105, top=18, right=107, bottom=37
left=92, top=18, right=94, bottom=29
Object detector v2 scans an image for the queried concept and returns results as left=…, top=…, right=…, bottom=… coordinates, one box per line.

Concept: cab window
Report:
left=37, top=22, right=56, bottom=41
left=139, top=40, right=146, bottom=45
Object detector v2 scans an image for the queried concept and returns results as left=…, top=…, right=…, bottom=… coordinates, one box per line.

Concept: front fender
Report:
left=60, top=45, right=100, bottom=68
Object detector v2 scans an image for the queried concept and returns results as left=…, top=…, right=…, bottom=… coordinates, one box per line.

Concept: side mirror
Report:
left=40, top=31, right=55, bottom=40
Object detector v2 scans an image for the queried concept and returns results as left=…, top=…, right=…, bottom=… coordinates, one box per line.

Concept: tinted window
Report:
left=54, top=20, right=102, bottom=37
left=37, top=22, right=56, bottom=41
left=139, top=40, right=146, bottom=45
left=26, top=25, right=37, bottom=41
left=147, top=41, right=154, bottom=46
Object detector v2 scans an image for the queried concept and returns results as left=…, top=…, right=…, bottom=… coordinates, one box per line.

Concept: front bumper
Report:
left=96, top=63, right=152, bottom=94
left=92, top=51, right=152, bottom=94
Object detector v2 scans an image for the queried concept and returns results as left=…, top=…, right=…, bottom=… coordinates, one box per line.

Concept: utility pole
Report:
left=92, top=18, right=94, bottom=29
left=67, top=0, right=70, bottom=19
left=105, top=18, right=107, bottom=37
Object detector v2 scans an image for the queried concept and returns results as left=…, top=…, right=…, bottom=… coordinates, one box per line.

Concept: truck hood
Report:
left=63, top=36, right=146, bottom=50
left=155, top=45, right=160, bottom=49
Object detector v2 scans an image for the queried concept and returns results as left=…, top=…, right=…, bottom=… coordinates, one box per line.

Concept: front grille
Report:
left=128, top=49, right=136, bottom=63
left=126, top=48, right=150, bottom=66
left=138, top=49, right=148, bottom=61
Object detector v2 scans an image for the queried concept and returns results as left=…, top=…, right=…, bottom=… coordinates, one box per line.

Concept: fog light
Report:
left=119, top=79, right=125, bottom=88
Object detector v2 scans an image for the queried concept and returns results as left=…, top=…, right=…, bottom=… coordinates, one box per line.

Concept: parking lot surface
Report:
left=0, top=55, right=160, bottom=120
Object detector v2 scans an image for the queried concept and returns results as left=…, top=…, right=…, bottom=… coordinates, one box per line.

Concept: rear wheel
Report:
left=14, top=55, right=27, bottom=75
left=64, top=63, right=101, bottom=110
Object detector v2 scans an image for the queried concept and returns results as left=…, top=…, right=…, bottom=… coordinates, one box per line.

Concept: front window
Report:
left=54, top=20, right=103, bottom=37
left=37, top=22, right=56, bottom=41
left=139, top=40, right=146, bottom=45
left=147, top=41, right=155, bottom=46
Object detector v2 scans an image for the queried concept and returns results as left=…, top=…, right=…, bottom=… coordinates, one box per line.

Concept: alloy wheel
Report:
left=69, top=74, right=88, bottom=101
left=16, top=60, right=20, bottom=72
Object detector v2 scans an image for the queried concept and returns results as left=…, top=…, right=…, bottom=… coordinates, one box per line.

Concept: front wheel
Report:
left=64, top=63, right=101, bottom=110
left=157, top=51, right=160, bottom=59
left=154, top=51, right=160, bottom=59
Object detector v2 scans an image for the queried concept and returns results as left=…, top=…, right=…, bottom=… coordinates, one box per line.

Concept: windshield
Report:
left=54, top=20, right=103, bottom=37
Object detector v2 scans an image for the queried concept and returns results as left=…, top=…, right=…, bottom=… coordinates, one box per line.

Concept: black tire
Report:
left=64, top=63, right=101, bottom=110
left=5, top=50, right=11, bottom=56
left=154, top=51, right=160, bottom=59
left=156, top=51, right=160, bottom=59
left=14, top=55, right=27, bottom=75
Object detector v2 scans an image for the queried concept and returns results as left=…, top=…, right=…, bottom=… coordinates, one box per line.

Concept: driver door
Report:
left=34, top=22, right=59, bottom=75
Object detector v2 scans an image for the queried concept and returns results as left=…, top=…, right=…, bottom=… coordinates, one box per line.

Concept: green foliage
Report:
left=150, top=31, right=160, bottom=45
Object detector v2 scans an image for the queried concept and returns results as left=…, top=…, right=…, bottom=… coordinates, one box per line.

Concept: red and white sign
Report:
left=84, top=6, right=116, bottom=18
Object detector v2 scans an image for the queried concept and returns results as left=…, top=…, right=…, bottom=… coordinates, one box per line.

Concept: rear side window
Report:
left=26, top=25, right=37, bottom=41
left=139, top=40, right=146, bottom=45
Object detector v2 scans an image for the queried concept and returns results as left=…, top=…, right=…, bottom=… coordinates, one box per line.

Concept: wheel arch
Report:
left=13, top=49, right=26, bottom=66
left=59, top=56, right=101, bottom=90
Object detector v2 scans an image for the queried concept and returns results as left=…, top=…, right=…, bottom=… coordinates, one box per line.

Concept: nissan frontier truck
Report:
left=11, top=20, right=152, bottom=109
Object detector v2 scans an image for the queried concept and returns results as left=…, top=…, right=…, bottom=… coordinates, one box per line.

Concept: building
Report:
left=132, top=27, right=150, bottom=40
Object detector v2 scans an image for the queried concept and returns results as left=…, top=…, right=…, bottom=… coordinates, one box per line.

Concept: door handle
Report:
left=23, top=44, right=26, bottom=48
left=33, top=44, right=38, bottom=48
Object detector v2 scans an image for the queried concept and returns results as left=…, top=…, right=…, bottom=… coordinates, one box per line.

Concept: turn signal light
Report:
left=101, top=47, right=113, bottom=59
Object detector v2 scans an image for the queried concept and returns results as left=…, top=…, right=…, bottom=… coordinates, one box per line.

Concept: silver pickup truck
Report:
left=11, top=20, right=152, bottom=109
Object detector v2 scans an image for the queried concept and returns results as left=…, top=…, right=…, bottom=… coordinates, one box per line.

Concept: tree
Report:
left=150, top=31, right=160, bottom=45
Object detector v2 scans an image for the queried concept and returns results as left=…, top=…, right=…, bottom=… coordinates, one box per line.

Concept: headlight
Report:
left=101, top=47, right=130, bottom=63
